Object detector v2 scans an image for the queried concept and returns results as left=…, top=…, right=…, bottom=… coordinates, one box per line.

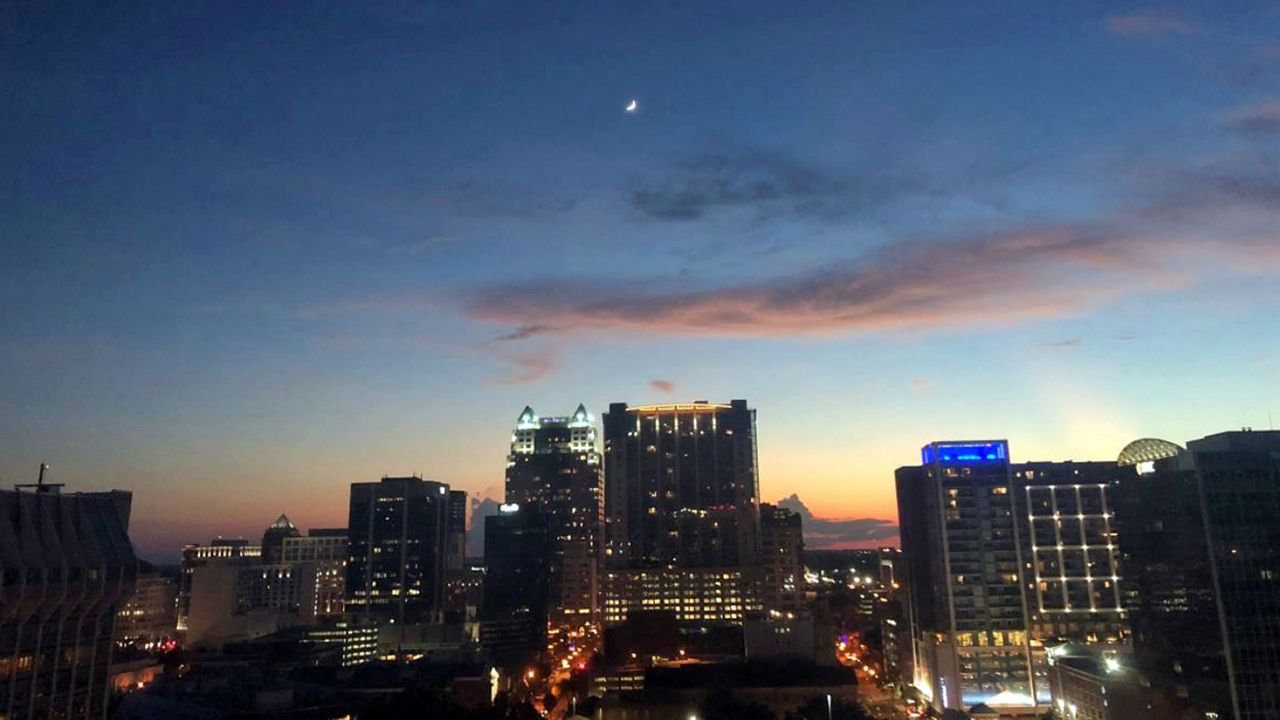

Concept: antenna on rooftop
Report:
left=17, top=462, right=62, bottom=494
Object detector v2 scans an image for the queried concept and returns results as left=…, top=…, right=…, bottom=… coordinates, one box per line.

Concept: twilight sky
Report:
left=3, top=2, right=1279, bottom=561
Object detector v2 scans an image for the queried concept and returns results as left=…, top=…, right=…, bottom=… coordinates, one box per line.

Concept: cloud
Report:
left=629, top=144, right=920, bottom=223
left=489, top=350, right=558, bottom=385
left=776, top=494, right=897, bottom=548
left=1034, top=338, right=1082, bottom=348
left=649, top=379, right=677, bottom=394
left=468, top=226, right=1184, bottom=339
left=910, top=377, right=934, bottom=393
left=387, top=235, right=454, bottom=255
left=495, top=325, right=553, bottom=342
left=1221, top=98, right=1280, bottom=134
left=1105, top=13, right=1197, bottom=38
left=469, top=152, right=1280, bottom=343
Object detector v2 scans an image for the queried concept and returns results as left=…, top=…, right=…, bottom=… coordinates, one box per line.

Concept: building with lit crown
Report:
left=505, top=404, right=602, bottom=627
left=602, top=400, right=763, bottom=630
left=897, top=440, right=1039, bottom=715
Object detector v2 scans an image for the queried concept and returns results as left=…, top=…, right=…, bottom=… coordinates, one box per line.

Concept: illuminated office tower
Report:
left=601, top=400, right=762, bottom=626
left=1011, top=462, right=1131, bottom=708
left=896, top=440, right=1038, bottom=716
left=1011, top=462, right=1128, bottom=645
left=505, top=405, right=602, bottom=627
left=345, top=475, right=452, bottom=625
left=1115, top=431, right=1280, bottom=720
left=1, top=483, right=137, bottom=720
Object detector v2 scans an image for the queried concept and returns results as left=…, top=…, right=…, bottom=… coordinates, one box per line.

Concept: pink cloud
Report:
left=1105, top=13, right=1197, bottom=38
left=1221, top=97, right=1280, bottom=133
left=467, top=152, right=1280, bottom=346
left=488, top=350, right=558, bottom=385
left=649, top=379, right=678, bottom=394
left=468, top=227, right=1193, bottom=339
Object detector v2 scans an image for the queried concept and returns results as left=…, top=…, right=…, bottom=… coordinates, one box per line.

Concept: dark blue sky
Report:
left=4, top=1, right=1279, bottom=558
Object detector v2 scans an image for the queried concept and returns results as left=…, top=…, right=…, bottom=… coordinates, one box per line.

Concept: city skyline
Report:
left=4, top=2, right=1280, bottom=561
left=7, top=397, right=1269, bottom=561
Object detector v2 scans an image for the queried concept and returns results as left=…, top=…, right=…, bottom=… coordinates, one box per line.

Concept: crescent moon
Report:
left=625, top=99, right=638, bottom=112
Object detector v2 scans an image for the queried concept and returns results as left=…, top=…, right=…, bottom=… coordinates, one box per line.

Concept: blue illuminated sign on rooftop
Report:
left=921, top=440, right=1009, bottom=465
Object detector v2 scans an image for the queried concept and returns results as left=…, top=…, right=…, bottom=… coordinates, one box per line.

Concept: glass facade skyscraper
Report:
left=345, top=476, right=452, bottom=625
left=480, top=504, right=551, bottom=670
left=1116, top=430, right=1280, bottom=720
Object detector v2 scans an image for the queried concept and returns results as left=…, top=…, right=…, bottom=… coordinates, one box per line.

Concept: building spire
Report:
left=569, top=403, right=592, bottom=428
left=268, top=513, right=297, bottom=531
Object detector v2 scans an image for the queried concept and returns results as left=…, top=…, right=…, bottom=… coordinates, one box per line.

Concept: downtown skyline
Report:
left=4, top=1, right=1280, bottom=560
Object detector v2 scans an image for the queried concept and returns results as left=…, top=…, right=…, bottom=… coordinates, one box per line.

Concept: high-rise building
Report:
left=896, top=440, right=1038, bottom=715
left=1011, top=461, right=1131, bottom=706
left=759, top=503, right=804, bottom=614
left=444, top=489, right=470, bottom=618
left=1115, top=431, right=1280, bottom=720
left=1, top=484, right=137, bottom=720
left=480, top=504, right=550, bottom=670
left=346, top=476, right=452, bottom=625
left=1011, top=462, right=1128, bottom=647
left=505, top=404, right=602, bottom=627
left=603, top=400, right=759, bottom=567
left=281, top=529, right=348, bottom=619
left=601, top=400, right=763, bottom=629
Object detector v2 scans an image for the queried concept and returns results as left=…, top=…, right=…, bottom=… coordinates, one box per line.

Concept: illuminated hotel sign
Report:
left=921, top=440, right=1009, bottom=465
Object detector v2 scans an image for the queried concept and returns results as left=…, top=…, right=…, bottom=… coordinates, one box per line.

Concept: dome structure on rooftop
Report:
left=1117, top=437, right=1184, bottom=467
